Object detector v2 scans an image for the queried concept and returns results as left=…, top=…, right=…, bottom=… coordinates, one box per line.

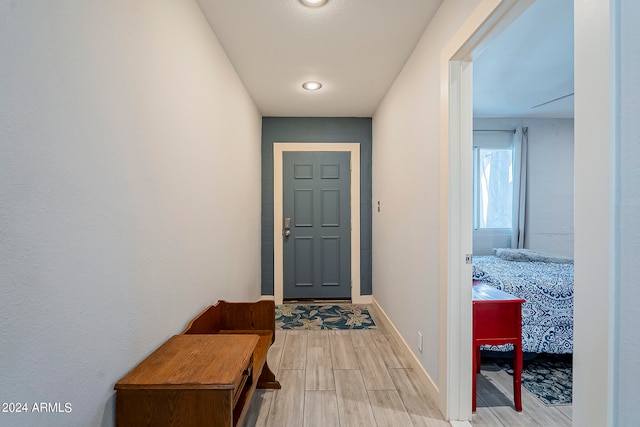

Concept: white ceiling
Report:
left=473, top=0, right=574, bottom=118
left=197, top=0, right=442, bottom=117
left=197, top=0, right=574, bottom=118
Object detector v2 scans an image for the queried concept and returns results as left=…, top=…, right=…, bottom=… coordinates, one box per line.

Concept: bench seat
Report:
left=182, top=300, right=281, bottom=390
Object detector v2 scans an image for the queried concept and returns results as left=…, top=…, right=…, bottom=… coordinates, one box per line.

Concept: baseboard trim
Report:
left=449, top=421, right=472, bottom=427
left=353, top=294, right=373, bottom=304
left=370, top=298, right=441, bottom=404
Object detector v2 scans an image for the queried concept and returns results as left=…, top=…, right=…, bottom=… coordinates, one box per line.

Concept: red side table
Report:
left=472, top=283, right=525, bottom=412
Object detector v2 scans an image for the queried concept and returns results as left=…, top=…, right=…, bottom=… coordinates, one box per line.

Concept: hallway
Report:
left=243, top=306, right=448, bottom=426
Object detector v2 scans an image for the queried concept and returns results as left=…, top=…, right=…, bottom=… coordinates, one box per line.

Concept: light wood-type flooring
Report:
left=242, top=304, right=572, bottom=427
left=473, top=361, right=572, bottom=427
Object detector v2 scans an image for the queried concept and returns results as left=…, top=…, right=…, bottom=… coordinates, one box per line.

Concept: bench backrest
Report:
left=182, top=300, right=276, bottom=336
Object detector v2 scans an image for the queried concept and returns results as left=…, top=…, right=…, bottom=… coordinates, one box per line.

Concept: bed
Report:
left=472, top=249, right=574, bottom=354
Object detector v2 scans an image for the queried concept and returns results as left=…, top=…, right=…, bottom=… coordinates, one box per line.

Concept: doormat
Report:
left=276, top=304, right=377, bottom=330
left=496, top=353, right=572, bottom=406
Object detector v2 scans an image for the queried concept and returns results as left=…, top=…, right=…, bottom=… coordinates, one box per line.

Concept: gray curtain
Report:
left=512, top=127, right=528, bottom=248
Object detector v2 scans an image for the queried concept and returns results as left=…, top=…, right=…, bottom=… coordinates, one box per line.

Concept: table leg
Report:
left=513, top=344, right=523, bottom=412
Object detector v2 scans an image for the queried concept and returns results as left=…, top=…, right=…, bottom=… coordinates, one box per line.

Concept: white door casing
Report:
left=440, top=0, right=534, bottom=422
left=273, top=142, right=365, bottom=305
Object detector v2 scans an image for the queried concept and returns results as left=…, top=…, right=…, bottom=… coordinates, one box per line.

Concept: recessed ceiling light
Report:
left=299, top=0, right=329, bottom=7
left=302, top=81, right=322, bottom=91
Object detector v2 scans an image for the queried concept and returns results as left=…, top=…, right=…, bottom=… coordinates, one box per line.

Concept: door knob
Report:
left=283, top=217, right=291, bottom=238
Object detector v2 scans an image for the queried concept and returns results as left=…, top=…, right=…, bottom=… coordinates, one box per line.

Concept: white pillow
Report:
left=494, top=248, right=573, bottom=264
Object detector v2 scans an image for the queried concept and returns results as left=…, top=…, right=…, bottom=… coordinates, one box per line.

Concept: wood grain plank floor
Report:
left=305, top=346, right=335, bottom=391
left=303, top=390, right=339, bottom=427
left=242, top=304, right=572, bottom=427
left=473, top=361, right=572, bottom=427
left=265, top=369, right=305, bottom=427
left=372, top=333, right=412, bottom=369
left=388, top=368, right=449, bottom=427
left=368, top=389, right=414, bottom=426
left=279, top=331, right=307, bottom=370
left=334, top=369, right=378, bottom=426
left=329, top=330, right=360, bottom=370
left=355, top=346, right=396, bottom=390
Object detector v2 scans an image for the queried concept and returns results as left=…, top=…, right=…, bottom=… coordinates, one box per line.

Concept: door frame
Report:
left=440, top=0, right=534, bottom=421
left=273, top=142, right=363, bottom=305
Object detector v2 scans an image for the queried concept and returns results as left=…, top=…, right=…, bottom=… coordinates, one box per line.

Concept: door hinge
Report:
left=465, top=254, right=473, bottom=264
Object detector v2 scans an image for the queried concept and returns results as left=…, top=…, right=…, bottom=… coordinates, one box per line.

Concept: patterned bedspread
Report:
left=473, top=255, right=574, bottom=354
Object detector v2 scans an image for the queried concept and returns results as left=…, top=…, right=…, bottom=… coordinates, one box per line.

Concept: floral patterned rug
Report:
left=275, top=304, right=377, bottom=330
left=497, top=353, right=572, bottom=406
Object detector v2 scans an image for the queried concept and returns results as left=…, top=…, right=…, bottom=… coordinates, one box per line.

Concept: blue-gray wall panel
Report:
left=261, top=117, right=373, bottom=296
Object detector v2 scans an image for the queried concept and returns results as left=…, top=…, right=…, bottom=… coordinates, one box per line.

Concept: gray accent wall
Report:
left=262, top=117, right=373, bottom=296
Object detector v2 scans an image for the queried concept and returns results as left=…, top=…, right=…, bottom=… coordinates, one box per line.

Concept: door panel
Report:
left=321, top=237, right=340, bottom=286
left=294, top=190, right=313, bottom=226
left=321, top=190, right=340, bottom=226
left=294, top=236, right=313, bottom=287
left=283, top=152, right=351, bottom=299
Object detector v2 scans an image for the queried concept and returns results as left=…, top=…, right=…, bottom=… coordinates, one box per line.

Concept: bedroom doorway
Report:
left=469, top=0, right=576, bottom=418
left=441, top=0, right=537, bottom=421
left=442, top=0, right=575, bottom=422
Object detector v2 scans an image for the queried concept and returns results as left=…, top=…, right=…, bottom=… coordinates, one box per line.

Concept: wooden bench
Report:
left=182, top=299, right=281, bottom=391
left=115, top=300, right=280, bottom=427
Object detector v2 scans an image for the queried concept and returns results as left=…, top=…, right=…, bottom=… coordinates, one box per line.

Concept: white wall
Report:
left=614, top=0, right=640, bottom=424
left=374, top=0, right=639, bottom=425
left=372, top=0, right=482, bottom=395
left=0, top=1, right=262, bottom=426
left=473, top=118, right=574, bottom=257
left=573, top=0, right=617, bottom=425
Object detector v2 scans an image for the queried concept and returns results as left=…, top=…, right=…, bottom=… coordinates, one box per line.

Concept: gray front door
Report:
left=283, top=151, right=351, bottom=300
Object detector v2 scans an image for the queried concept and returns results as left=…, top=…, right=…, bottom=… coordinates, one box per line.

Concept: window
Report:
left=473, top=132, right=515, bottom=230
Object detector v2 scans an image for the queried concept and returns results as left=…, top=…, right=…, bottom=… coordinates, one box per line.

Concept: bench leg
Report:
left=257, top=361, right=281, bottom=389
